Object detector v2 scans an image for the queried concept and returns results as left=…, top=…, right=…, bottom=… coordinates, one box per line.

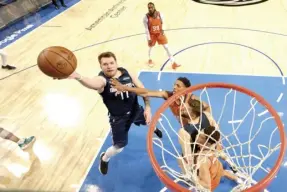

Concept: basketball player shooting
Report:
left=56, top=51, right=162, bottom=175
left=143, top=2, right=181, bottom=69
left=0, top=49, right=16, bottom=70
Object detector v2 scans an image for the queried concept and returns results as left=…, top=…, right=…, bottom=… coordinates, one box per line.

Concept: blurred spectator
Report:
left=52, top=0, right=67, bottom=9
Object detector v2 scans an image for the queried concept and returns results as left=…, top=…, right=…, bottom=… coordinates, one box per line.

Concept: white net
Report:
left=151, top=86, right=284, bottom=192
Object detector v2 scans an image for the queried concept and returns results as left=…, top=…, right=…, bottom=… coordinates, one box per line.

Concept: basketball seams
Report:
left=37, top=46, right=77, bottom=78
left=42, top=51, right=68, bottom=76
left=48, top=49, right=76, bottom=70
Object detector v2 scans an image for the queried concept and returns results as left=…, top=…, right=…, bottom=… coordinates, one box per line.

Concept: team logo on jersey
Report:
left=192, top=0, right=268, bottom=6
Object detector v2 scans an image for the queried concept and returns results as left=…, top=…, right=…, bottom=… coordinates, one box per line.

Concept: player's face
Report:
left=173, top=80, right=187, bottom=93
left=148, top=4, right=155, bottom=15
left=100, top=57, right=118, bottom=77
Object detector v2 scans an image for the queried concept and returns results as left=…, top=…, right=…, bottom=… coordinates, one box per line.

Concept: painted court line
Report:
left=228, top=120, right=243, bottom=124
left=277, top=93, right=283, bottom=103
left=141, top=70, right=287, bottom=79
left=76, top=129, right=110, bottom=192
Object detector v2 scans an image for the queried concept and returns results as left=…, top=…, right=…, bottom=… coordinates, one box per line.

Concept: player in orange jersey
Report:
left=178, top=125, right=242, bottom=191
left=143, top=2, right=181, bottom=70
left=194, top=126, right=242, bottom=191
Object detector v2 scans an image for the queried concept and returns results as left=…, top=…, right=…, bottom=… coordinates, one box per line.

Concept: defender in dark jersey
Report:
left=62, top=51, right=162, bottom=175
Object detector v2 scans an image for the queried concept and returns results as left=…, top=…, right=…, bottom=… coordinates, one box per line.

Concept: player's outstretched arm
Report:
left=68, top=72, right=106, bottom=90
left=110, top=78, right=168, bottom=99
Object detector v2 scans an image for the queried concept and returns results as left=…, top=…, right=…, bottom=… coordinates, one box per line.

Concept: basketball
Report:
left=37, top=46, right=77, bottom=78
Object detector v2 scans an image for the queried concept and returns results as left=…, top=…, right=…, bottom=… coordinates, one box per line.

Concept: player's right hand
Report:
left=52, top=71, right=79, bottom=80
left=68, top=71, right=80, bottom=79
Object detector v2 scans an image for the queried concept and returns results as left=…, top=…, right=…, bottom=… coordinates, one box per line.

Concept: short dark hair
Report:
left=177, top=77, right=191, bottom=87
left=204, top=126, right=220, bottom=145
left=148, top=2, right=155, bottom=6
left=98, top=51, right=117, bottom=63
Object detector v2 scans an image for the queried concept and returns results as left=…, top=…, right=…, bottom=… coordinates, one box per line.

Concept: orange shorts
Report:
left=211, top=161, right=224, bottom=191
left=150, top=33, right=168, bottom=46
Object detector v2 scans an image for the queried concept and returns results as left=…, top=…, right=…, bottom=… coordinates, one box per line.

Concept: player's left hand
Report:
left=110, top=78, right=126, bottom=91
left=144, top=106, right=152, bottom=125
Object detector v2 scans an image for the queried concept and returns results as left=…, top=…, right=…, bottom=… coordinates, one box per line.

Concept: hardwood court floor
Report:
left=0, top=0, right=286, bottom=191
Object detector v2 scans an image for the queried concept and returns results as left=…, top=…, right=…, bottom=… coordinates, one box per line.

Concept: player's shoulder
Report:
left=166, top=91, right=173, bottom=97
left=144, top=13, right=149, bottom=19
left=157, top=11, right=163, bottom=16
left=118, top=67, right=128, bottom=73
left=98, top=70, right=105, bottom=76
left=97, top=72, right=108, bottom=83
left=163, top=91, right=173, bottom=100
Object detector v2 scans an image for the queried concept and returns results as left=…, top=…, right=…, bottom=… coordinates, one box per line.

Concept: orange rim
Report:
left=147, top=82, right=286, bottom=192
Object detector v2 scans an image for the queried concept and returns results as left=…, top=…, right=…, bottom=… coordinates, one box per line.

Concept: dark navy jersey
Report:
left=194, top=112, right=210, bottom=130
left=184, top=112, right=211, bottom=141
left=98, top=67, right=139, bottom=116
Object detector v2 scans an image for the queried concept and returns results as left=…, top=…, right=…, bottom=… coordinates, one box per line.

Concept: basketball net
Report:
left=148, top=83, right=285, bottom=192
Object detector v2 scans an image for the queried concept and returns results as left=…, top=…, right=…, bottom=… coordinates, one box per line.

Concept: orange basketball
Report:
left=37, top=46, right=77, bottom=78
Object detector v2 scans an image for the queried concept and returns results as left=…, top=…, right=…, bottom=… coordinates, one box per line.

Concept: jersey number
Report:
left=115, top=91, right=129, bottom=100
left=152, top=25, right=160, bottom=32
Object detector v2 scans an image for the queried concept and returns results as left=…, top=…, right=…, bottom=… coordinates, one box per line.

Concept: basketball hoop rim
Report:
left=147, top=82, right=286, bottom=192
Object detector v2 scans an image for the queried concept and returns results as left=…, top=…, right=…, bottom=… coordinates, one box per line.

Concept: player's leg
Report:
left=99, top=115, right=128, bottom=175
left=157, top=34, right=181, bottom=70
left=52, top=0, right=60, bottom=9
left=59, top=0, right=67, bottom=7
left=132, top=105, right=162, bottom=138
left=0, top=127, right=35, bottom=150
left=147, top=35, right=157, bottom=67
left=0, top=49, right=16, bottom=70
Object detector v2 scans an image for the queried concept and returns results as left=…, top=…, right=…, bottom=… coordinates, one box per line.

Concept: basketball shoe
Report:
left=18, top=136, right=36, bottom=150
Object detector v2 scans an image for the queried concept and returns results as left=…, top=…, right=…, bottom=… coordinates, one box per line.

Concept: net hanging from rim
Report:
left=147, top=82, right=286, bottom=192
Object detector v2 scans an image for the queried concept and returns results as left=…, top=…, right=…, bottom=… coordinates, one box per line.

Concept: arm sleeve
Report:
left=143, top=15, right=151, bottom=41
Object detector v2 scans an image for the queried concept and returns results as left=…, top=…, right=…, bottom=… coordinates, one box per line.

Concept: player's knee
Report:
left=115, top=141, right=128, bottom=149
